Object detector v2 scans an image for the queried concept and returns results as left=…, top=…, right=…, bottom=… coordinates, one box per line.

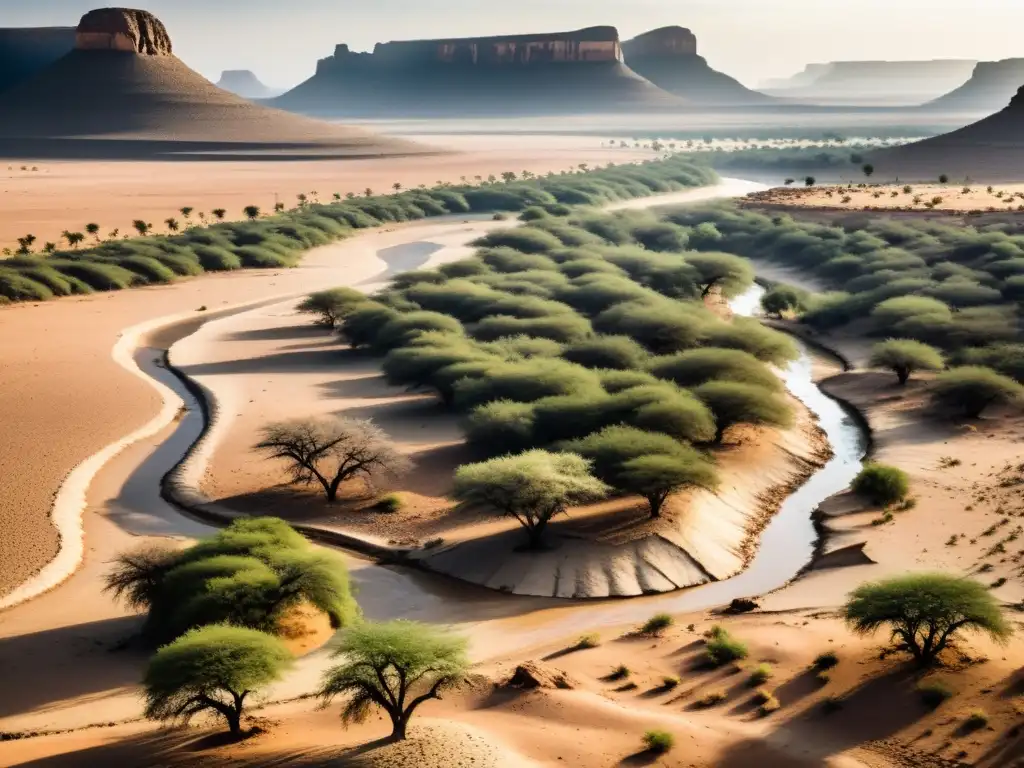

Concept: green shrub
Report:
left=576, top=633, right=600, bottom=649
left=869, top=339, right=944, bottom=385
left=470, top=313, right=593, bottom=344
left=375, top=494, right=404, bottom=513
left=812, top=651, right=839, bottom=670
left=851, top=464, right=910, bottom=505
left=748, top=663, right=773, bottom=686
left=113, top=256, right=178, bottom=284
left=453, top=359, right=602, bottom=410
left=916, top=679, right=954, bottom=709
left=642, top=730, right=675, bottom=754
left=0, top=269, right=53, bottom=301
left=931, top=366, right=1024, bottom=418
left=193, top=245, right=242, bottom=271
left=701, top=318, right=799, bottom=365
left=761, top=284, right=807, bottom=317
left=640, top=613, right=674, bottom=636
left=297, top=287, right=367, bottom=328
left=963, top=709, right=989, bottom=731
left=595, top=300, right=707, bottom=354
left=234, top=246, right=294, bottom=268
left=694, top=690, right=728, bottom=708
left=693, top=380, right=793, bottom=443
left=563, top=335, right=650, bottom=370
left=474, top=227, right=564, bottom=254
left=649, top=348, right=782, bottom=391
left=53, top=261, right=139, bottom=290
left=704, top=629, right=749, bottom=667
left=464, top=400, right=536, bottom=452
left=596, top=369, right=661, bottom=393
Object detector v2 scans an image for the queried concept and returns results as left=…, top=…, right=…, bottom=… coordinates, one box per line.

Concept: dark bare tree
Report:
left=254, top=418, right=411, bottom=502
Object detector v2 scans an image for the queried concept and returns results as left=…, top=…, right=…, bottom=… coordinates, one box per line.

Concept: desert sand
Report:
left=0, top=136, right=647, bottom=250
left=3, top=177, right=1024, bottom=768
left=745, top=182, right=1024, bottom=213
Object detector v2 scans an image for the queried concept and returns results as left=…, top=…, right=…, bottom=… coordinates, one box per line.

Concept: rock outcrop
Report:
left=761, top=60, right=977, bottom=105
left=923, top=59, right=1024, bottom=114
left=872, top=85, right=1024, bottom=180
left=621, top=26, right=772, bottom=106
left=216, top=69, right=279, bottom=100
left=0, top=27, right=76, bottom=93
left=0, top=7, right=424, bottom=158
left=274, top=26, right=682, bottom=117
left=75, top=7, right=172, bottom=55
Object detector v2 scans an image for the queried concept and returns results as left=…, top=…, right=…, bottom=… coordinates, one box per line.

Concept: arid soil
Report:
left=0, top=135, right=642, bottom=249
left=745, top=182, right=1024, bottom=213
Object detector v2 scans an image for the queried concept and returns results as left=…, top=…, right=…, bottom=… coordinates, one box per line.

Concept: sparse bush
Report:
left=851, top=464, right=910, bottom=506
left=695, top=690, right=728, bottom=708
left=917, top=679, right=954, bottom=709
left=642, top=730, right=675, bottom=754
left=640, top=613, right=674, bottom=636
left=649, top=348, right=782, bottom=391
left=563, top=335, right=650, bottom=370
left=748, top=663, right=773, bottom=686
left=963, top=709, right=989, bottom=731
left=705, top=629, right=749, bottom=667
left=931, top=366, right=1024, bottom=418
left=812, top=651, right=839, bottom=670
left=297, top=287, right=367, bottom=328
left=609, top=664, right=631, bottom=680
left=375, top=494, right=404, bottom=513
left=576, top=633, right=600, bottom=649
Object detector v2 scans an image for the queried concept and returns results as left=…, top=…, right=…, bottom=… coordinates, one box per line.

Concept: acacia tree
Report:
left=85, top=222, right=101, bottom=242
left=254, top=417, right=411, bottom=502
left=683, top=252, right=754, bottom=298
left=844, top=574, right=1011, bottom=666
left=63, top=231, right=85, bottom=249
left=143, top=625, right=293, bottom=737
left=296, top=287, right=367, bottom=328
left=930, top=366, right=1024, bottom=418
left=165, top=217, right=180, bottom=233
left=243, top=205, right=261, bottom=220
left=211, top=208, right=227, bottom=221
left=318, top=621, right=469, bottom=740
left=133, top=219, right=151, bottom=236
left=452, top=450, right=608, bottom=549
left=869, top=339, right=944, bottom=385
left=618, top=453, right=719, bottom=518
left=863, top=163, right=875, bottom=178
left=693, top=381, right=793, bottom=443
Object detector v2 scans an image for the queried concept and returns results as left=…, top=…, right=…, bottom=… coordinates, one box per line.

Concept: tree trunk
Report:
left=525, top=519, right=549, bottom=550
left=390, top=714, right=408, bottom=740
left=227, top=708, right=242, bottom=737
left=648, top=494, right=664, bottom=518
left=897, top=367, right=910, bottom=386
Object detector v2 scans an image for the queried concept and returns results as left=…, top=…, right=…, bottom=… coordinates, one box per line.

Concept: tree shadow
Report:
left=226, top=325, right=332, bottom=344
left=772, top=668, right=824, bottom=707
left=0, top=615, right=145, bottom=720
left=617, top=750, right=663, bottom=767
left=178, top=349, right=343, bottom=377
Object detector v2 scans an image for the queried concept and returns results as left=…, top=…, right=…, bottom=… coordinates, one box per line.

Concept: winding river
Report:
left=133, top=189, right=869, bottom=655
left=0, top=179, right=871, bottom=730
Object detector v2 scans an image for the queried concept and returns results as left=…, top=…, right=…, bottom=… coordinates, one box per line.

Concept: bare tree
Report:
left=254, top=418, right=411, bottom=502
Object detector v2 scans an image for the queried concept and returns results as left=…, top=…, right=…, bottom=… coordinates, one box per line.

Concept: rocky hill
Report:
left=872, top=85, right=1024, bottom=180
left=922, top=59, right=1024, bottom=114
left=621, top=26, right=773, bottom=106
left=216, top=69, right=281, bottom=99
left=0, top=27, right=76, bottom=92
left=0, top=8, right=424, bottom=159
left=273, top=26, right=683, bottom=117
left=762, top=60, right=977, bottom=105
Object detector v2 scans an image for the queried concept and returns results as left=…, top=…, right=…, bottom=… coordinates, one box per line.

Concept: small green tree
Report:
left=255, top=417, right=411, bottom=502
left=452, top=450, right=608, bottom=549
left=805, top=176, right=816, bottom=187
left=318, top=621, right=469, bottom=740
left=85, top=222, right=101, bottom=242
left=143, top=625, right=293, bottom=737
left=844, top=574, right=1011, bottom=666
left=938, top=174, right=949, bottom=184
left=180, top=206, right=194, bottom=221
left=296, top=287, right=367, bottom=328
left=784, top=178, right=795, bottom=186
left=862, top=164, right=874, bottom=178
left=15, top=234, right=36, bottom=254
left=694, top=381, right=792, bottom=444
left=683, top=252, right=755, bottom=298
left=243, top=205, right=261, bottom=220
left=930, top=366, right=1024, bottom=418
left=760, top=284, right=806, bottom=317
left=63, top=231, right=85, bottom=249
left=617, top=453, right=719, bottom=517
left=165, top=217, right=180, bottom=233
left=869, top=339, right=944, bottom=385
left=132, top=219, right=150, bottom=236
left=393, top=182, right=402, bottom=193
left=211, top=208, right=227, bottom=221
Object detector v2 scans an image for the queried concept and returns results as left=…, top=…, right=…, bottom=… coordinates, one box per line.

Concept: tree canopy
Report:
left=930, top=366, right=1024, bottom=418
left=844, top=573, right=1011, bottom=666
left=452, top=450, right=608, bottom=548
left=868, top=339, right=944, bottom=385
left=105, top=517, right=358, bottom=646
left=143, top=625, right=293, bottom=736
left=318, top=620, right=469, bottom=740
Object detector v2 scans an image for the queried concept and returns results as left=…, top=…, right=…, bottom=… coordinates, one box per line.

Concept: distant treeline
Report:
left=667, top=202, right=1024, bottom=381
left=0, top=156, right=717, bottom=304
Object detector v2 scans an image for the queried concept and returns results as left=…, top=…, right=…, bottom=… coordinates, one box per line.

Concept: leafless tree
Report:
left=254, top=418, right=411, bottom=502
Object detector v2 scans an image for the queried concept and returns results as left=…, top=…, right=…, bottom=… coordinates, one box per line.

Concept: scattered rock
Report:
left=505, top=661, right=577, bottom=690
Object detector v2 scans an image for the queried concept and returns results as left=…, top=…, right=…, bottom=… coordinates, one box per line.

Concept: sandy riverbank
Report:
left=744, top=182, right=1024, bottom=214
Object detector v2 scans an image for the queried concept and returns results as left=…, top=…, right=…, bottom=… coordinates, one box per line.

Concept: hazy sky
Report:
left=2, top=0, right=1020, bottom=88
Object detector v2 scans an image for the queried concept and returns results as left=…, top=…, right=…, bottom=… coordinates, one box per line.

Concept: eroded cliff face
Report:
left=621, top=26, right=697, bottom=59
left=317, top=26, right=622, bottom=74
left=75, top=7, right=172, bottom=55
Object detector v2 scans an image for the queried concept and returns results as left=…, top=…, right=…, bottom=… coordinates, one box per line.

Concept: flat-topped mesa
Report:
left=621, top=26, right=697, bottom=59
left=75, top=7, right=172, bottom=55
left=317, top=26, right=623, bottom=73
